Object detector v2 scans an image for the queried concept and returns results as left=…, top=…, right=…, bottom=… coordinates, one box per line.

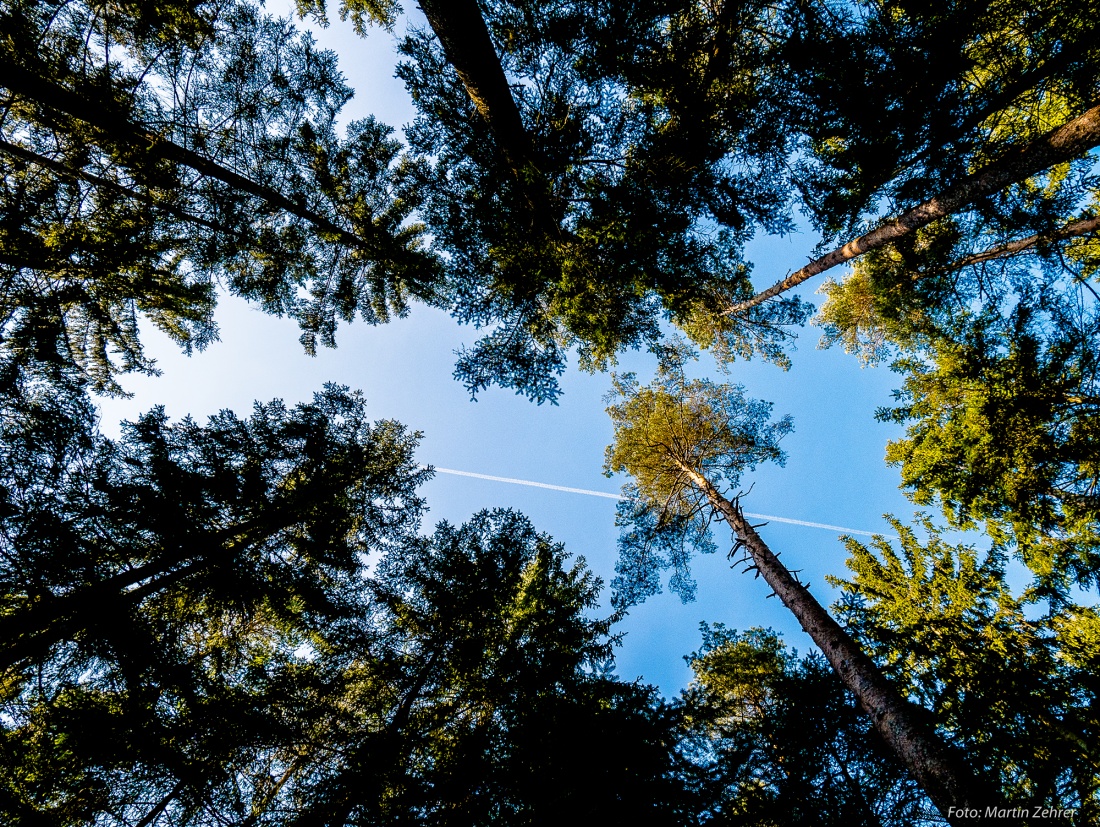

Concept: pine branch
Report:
left=0, top=57, right=407, bottom=259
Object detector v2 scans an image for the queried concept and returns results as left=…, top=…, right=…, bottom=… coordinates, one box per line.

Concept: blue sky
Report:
left=97, top=4, right=923, bottom=696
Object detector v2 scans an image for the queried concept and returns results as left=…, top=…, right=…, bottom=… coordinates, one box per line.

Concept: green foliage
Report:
left=294, top=0, right=402, bottom=33
left=684, top=625, right=929, bottom=827
left=830, top=518, right=1100, bottom=819
left=786, top=0, right=1100, bottom=237
left=0, top=368, right=697, bottom=823
left=384, top=0, right=1100, bottom=398
left=0, top=0, right=432, bottom=393
left=290, top=509, right=700, bottom=826
left=604, top=341, right=792, bottom=604
left=874, top=308, right=1100, bottom=597
left=394, top=0, right=810, bottom=401
left=0, top=372, right=428, bottom=824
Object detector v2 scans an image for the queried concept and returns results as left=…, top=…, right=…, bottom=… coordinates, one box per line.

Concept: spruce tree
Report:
left=0, top=0, right=432, bottom=393
left=604, top=342, right=1002, bottom=825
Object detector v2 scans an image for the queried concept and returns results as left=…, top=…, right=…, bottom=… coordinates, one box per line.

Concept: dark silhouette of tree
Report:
left=0, top=0, right=433, bottom=392
left=685, top=625, right=930, bottom=827
left=287, top=509, right=700, bottom=827
left=0, top=369, right=428, bottom=824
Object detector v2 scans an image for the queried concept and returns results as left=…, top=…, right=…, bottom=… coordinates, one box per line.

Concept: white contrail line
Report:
left=432, top=467, right=623, bottom=500
left=427, top=466, right=885, bottom=537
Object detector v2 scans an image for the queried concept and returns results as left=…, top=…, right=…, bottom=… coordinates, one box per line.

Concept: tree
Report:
left=378, top=0, right=806, bottom=400
left=603, top=341, right=1002, bottom=825
left=684, top=625, right=930, bottom=826
left=0, top=371, right=428, bottom=824
left=2, top=447, right=703, bottom=826
left=0, top=0, right=433, bottom=393
left=286, top=509, right=700, bottom=827
left=735, top=0, right=1100, bottom=612
left=811, top=143, right=1100, bottom=602
left=727, top=0, right=1100, bottom=303
left=830, top=518, right=1100, bottom=821
left=325, top=0, right=1100, bottom=402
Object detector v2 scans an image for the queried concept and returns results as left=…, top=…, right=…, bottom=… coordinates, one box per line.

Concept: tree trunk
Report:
left=728, top=101, right=1100, bottom=313
left=416, top=0, right=551, bottom=227
left=947, top=214, right=1100, bottom=271
left=0, top=56, right=405, bottom=259
left=679, top=465, right=1012, bottom=826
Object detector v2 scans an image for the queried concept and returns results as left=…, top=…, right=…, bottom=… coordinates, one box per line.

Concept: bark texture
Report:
left=680, top=465, right=1012, bottom=826
left=729, top=102, right=1100, bottom=313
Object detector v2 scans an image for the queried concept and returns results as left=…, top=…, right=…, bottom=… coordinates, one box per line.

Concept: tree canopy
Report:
left=831, top=518, right=1100, bottom=821
left=0, top=369, right=700, bottom=824
left=3, top=1, right=1100, bottom=823
left=0, top=0, right=432, bottom=393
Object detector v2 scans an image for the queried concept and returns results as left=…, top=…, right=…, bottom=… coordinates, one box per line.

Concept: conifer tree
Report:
left=0, top=369, right=428, bottom=823
left=286, top=509, right=699, bottom=827
left=330, top=0, right=1100, bottom=404
left=604, top=342, right=1002, bottom=825
left=830, top=519, right=1100, bottom=821
left=685, top=625, right=929, bottom=826
left=0, top=0, right=433, bottom=393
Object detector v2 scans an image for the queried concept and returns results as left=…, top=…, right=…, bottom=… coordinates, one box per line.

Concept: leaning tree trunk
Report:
left=416, top=0, right=553, bottom=228
left=728, top=101, right=1100, bottom=313
left=679, top=465, right=1012, bottom=827
left=0, top=55, right=407, bottom=260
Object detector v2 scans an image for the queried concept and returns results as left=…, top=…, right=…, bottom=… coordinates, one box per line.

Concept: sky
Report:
left=97, top=3, right=925, bottom=696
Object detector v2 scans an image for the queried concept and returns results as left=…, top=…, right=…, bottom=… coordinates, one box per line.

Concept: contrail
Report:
left=427, top=466, right=885, bottom=538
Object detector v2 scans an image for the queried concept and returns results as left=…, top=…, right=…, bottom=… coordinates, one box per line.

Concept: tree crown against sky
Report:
left=374, top=0, right=1100, bottom=400
left=603, top=339, right=792, bottom=604
left=602, top=344, right=1004, bottom=824
left=0, top=0, right=432, bottom=394
left=831, top=518, right=1100, bottom=822
left=0, top=367, right=700, bottom=823
left=4, top=0, right=1099, bottom=406
left=0, top=366, right=435, bottom=824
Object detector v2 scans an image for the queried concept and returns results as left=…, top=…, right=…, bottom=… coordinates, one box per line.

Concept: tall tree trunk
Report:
left=728, top=101, right=1100, bottom=313
left=416, top=0, right=552, bottom=227
left=678, top=464, right=1011, bottom=826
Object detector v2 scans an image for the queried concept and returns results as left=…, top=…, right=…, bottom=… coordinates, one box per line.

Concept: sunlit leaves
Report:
left=604, top=341, right=792, bottom=604
left=831, top=518, right=1100, bottom=817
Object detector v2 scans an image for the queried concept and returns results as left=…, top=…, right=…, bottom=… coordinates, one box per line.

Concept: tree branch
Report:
left=727, top=101, right=1100, bottom=314
left=0, top=56, right=408, bottom=259
left=0, top=137, right=227, bottom=234
left=948, top=213, right=1100, bottom=270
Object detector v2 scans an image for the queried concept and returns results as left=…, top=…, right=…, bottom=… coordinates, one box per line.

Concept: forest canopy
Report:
left=1, top=0, right=1098, bottom=825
